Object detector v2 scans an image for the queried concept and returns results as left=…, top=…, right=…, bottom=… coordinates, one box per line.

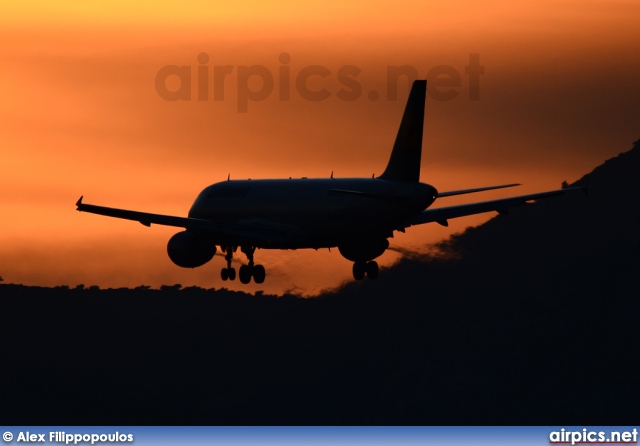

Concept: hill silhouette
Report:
left=1, top=141, right=639, bottom=425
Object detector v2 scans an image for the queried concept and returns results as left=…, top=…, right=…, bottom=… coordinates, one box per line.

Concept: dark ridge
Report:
left=1, top=141, right=639, bottom=425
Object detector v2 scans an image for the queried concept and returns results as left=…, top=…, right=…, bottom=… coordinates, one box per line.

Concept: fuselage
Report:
left=188, top=178, right=438, bottom=249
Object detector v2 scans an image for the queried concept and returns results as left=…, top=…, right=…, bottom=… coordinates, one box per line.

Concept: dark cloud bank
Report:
left=2, top=141, right=639, bottom=425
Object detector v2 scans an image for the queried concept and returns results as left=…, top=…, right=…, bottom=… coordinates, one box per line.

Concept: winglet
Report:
left=76, top=196, right=84, bottom=209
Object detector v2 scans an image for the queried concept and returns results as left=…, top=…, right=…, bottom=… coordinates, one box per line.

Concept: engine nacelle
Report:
left=338, top=238, right=389, bottom=263
left=167, top=231, right=216, bottom=268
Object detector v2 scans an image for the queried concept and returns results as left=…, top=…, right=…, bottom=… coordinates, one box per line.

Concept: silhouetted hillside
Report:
left=439, top=138, right=640, bottom=274
left=322, top=140, right=640, bottom=423
left=1, top=141, right=639, bottom=425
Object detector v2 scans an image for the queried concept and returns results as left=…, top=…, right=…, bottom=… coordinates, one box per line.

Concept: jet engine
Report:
left=167, top=231, right=216, bottom=268
left=338, top=238, right=389, bottom=263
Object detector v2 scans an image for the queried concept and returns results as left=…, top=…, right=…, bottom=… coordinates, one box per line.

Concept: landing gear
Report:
left=239, top=264, right=252, bottom=284
left=238, top=264, right=265, bottom=284
left=221, top=267, right=236, bottom=281
left=220, top=246, right=236, bottom=281
left=241, top=245, right=266, bottom=284
left=253, top=264, right=266, bottom=284
left=221, top=245, right=266, bottom=284
left=366, top=261, right=379, bottom=279
left=352, top=261, right=379, bottom=280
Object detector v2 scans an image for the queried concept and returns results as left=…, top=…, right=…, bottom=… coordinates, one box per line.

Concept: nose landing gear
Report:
left=220, top=246, right=237, bottom=281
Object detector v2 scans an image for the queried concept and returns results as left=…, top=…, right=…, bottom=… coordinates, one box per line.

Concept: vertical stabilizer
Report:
left=379, top=80, right=426, bottom=182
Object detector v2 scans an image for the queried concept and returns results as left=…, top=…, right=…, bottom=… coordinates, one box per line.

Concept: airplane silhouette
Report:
left=76, top=80, right=580, bottom=284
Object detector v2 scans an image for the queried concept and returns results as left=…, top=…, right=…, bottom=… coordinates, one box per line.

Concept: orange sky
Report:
left=1, top=0, right=639, bottom=295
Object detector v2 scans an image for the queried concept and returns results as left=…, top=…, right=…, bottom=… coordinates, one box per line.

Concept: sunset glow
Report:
left=2, top=0, right=639, bottom=295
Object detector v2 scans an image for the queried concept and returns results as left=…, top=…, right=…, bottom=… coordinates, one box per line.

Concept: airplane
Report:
left=76, top=80, right=581, bottom=284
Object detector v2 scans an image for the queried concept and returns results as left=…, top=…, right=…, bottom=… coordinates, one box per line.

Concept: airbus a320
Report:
left=76, top=80, right=578, bottom=284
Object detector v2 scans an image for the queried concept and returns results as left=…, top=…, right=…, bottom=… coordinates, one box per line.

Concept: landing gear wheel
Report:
left=353, top=262, right=366, bottom=280
left=222, top=247, right=237, bottom=281
left=366, top=261, right=379, bottom=280
left=239, top=264, right=252, bottom=284
left=253, top=264, right=266, bottom=284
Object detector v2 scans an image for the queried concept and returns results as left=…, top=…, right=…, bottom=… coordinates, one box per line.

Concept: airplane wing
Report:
left=437, top=183, right=520, bottom=198
left=75, top=196, right=290, bottom=245
left=402, top=187, right=583, bottom=228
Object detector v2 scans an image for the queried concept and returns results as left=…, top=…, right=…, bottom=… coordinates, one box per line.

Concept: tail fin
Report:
left=379, top=80, right=426, bottom=183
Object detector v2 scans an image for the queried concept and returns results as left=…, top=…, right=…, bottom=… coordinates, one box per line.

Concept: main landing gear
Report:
left=220, top=245, right=266, bottom=284
left=352, top=261, right=379, bottom=281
